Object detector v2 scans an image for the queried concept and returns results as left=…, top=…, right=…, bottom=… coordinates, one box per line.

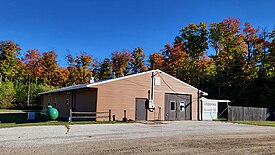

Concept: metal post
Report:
left=69, top=109, right=72, bottom=122
left=123, top=110, right=128, bottom=122
left=109, top=109, right=111, bottom=122
left=197, top=90, right=200, bottom=121
left=158, top=106, right=161, bottom=120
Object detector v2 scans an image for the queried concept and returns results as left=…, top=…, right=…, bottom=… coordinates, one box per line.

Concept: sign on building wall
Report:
left=203, top=101, right=217, bottom=113
left=201, top=97, right=230, bottom=121
left=201, top=97, right=218, bottom=121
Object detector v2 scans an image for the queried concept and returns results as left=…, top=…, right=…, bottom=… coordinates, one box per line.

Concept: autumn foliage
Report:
left=0, top=17, right=275, bottom=108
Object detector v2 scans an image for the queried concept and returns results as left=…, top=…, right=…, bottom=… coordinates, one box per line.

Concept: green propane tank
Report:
left=47, top=105, right=59, bottom=120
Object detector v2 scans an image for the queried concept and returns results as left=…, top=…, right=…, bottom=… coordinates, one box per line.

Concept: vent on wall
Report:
left=155, top=77, right=161, bottom=86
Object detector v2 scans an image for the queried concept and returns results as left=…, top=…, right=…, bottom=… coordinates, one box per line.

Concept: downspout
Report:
left=147, top=71, right=155, bottom=113
left=197, top=90, right=200, bottom=121
left=151, top=71, right=155, bottom=101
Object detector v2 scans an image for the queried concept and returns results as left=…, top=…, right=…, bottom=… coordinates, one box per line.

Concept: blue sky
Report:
left=0, top=0, right=274, bottom=66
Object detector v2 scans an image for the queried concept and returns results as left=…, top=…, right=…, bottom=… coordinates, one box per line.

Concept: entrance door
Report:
left=135, top=98, right=147, bottom=121
left=165, top=93, right=191, bottom=120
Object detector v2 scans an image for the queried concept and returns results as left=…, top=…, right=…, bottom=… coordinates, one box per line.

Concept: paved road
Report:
left=1, top=121, right=275, bottom=154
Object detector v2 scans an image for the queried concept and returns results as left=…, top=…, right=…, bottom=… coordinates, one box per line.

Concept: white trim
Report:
left=201, top=97, right=230, bottom=103
left=86, top=70, right=154, bottom=87
left=156, top=70, right=208, bottom=96
left=39, top=70, right=156, bottom=95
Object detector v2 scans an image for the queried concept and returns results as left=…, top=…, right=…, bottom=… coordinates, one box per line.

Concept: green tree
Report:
left=0, top=41, right=21, bottom=81
left=98, top=58, right=112, bottom=80
left=267, top=28, right=275, bottom=77
left=209, top=17, right=247, bottom=98
left=75, top=53, right=93, bottom=83
left=174, top=22, right=209, bottom=87
left=130, top=47, right=147, bottom=74
left=176, top=22, right=208, bottom=59
left=0, top=81, right=16, bottom=108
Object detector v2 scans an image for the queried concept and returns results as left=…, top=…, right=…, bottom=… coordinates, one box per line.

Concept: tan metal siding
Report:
left=95, top=74, right=151, bottom=121
left=43, top=92, right=72, bottom=117
left=42, top=88, right=97, bottom=117
left=154, top=73, right=199, bottom=120
left=93, top=71, right=200, bottom=121
left=74, top=89, right=97, bottom=112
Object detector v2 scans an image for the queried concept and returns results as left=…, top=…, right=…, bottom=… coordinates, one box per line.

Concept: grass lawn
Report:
left=0, top=109, right=25, bottom=113
left=0, top=120, right=135, bottom=129
left=233, top=121, right=275, bottom=127
left=0, top=109, right=41, bottom=113
left=213, top=117, right=228, bottom=121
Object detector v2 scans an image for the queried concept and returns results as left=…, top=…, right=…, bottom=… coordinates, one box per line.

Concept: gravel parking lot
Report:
left=1, top=121, right=275, bottom=154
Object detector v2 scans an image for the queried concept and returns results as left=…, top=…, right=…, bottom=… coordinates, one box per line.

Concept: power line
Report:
left=217, top=78, right=255, bottom=118
left=158, top=73, right=199, bottom=106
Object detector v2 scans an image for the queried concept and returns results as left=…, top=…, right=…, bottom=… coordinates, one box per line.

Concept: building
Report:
left=201, top=97, right=230, bottom=121
left=39, top=69, right=208, bottom=121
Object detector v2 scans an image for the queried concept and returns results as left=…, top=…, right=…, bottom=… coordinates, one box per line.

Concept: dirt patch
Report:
left=2, top=132, right=275, bottom=155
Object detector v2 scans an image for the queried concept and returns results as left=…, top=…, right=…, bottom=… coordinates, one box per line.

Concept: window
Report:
left=179, top=101, right=186, bottom=111
left=170, top=101, right=175, bottom=111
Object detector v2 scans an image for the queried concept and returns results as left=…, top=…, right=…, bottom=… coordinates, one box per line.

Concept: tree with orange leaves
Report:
left=161, top=44, right=189, bottom=81
left=66, top=52, right=93, bottom=85
left=39, top=51, right=59, bottom=86
left=23, top=49, right=42, bottom=84
left=75, top=53, right=93, bottom=84
left=111, top=50, right=131, bottom=76
left=149, top=52, right=164, bottom=70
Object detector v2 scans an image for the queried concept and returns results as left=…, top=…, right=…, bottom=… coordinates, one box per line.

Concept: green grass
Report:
left=0, top=109, right=41, bottom=113
left=0, top=109, right=25, bottom=113
left=0, top=120, right=135, bottom=129
left=213, top=117, right=228, bottom=121
left=212, top=117, right=275, bottom=127
left=233, top=121, right=275, bottom=127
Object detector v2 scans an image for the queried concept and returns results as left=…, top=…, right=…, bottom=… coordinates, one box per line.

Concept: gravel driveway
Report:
left=1, top=121, right=275, bottom=154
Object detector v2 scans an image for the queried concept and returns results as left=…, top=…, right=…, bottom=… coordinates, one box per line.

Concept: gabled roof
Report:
left=39, top=83, right=91, bottom=95
left=39, top=69, right=208, bottom=95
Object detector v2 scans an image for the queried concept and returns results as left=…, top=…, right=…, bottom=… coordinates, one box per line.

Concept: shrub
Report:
left=13, top=82, right=55, bottom=108
left=0, top=81, right=16, bottom=108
